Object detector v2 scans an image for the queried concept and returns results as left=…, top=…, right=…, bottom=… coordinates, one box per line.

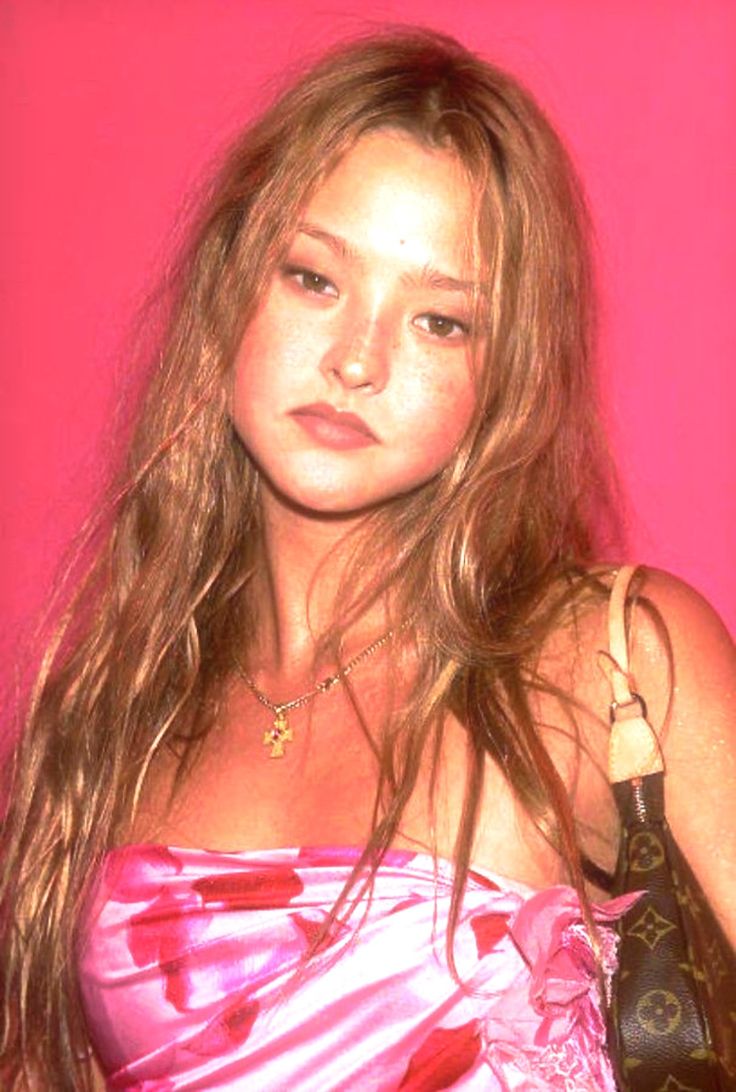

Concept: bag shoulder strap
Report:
left=602, top=565, right=664, bottom=784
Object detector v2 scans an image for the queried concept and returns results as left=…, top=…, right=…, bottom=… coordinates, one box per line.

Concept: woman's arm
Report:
left=627, top=568, right=736, bottom=945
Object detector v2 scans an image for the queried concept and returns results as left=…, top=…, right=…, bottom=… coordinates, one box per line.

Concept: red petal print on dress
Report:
left=467, top=868, right=500, bottom=892
left=161, top=935, right=255, bottom=1012
left=127, top=888, right=209, bottom=968
left=297, top=846, right=363, bottom=867
left=388, top=895, right=423, bottom=916
left=398, top=1020, right=482, bottom=1091
left=290, top=911, right=347, bottom=953
left=163, top=955, right=197, bottom=1013
left=470, top=912, right=510, bottom=959
left=184, top=996, right=259, bottom=1057
left=107, top=845, right=183, bottom=903
left=193, top=868, right=304, bottom=909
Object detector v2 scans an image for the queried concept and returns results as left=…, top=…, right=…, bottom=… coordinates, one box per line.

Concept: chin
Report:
left=259, top=475, right=387, bottom=520
left=254, top=455, right=439, bottom=520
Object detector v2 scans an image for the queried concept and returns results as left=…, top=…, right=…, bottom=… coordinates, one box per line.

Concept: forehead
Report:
left=299, top=128, right=478, bottom=279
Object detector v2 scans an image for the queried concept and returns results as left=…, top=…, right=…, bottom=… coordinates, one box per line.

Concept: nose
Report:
left=320, top=310, right=392, bottom=394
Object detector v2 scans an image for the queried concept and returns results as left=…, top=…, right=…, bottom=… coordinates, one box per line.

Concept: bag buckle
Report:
left=609, top=692, right=648, bottom=723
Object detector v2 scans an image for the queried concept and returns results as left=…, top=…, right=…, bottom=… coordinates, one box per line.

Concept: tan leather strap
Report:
left=601, top=565, right=664, bottom=784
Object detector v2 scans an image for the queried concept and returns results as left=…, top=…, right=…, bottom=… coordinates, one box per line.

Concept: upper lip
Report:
left=290, top=402, right=378, bottom=440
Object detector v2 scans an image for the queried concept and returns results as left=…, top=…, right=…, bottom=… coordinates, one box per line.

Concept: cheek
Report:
left=229, top=313, right=290, bottom=420
left=401, top=366, right=476, bottom=450
left=228, top=332, right=273, bottom=449
left=232, top=307, right=331, bottom=413
left=228, top=352, right=255, bottom=441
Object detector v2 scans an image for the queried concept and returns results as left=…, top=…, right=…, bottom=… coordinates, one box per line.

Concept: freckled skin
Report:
left=229, top=130, right=480, bottom=518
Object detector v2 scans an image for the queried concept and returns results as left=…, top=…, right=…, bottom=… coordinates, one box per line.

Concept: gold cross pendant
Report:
left=263, top=709, right=293, bottom=758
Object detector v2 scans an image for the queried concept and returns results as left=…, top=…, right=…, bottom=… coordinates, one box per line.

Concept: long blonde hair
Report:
left=1, top=27, right=617, bottom=1087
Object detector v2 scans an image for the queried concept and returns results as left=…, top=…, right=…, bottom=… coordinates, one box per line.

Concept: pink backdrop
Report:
left=2, top=0, right=735, bottom=687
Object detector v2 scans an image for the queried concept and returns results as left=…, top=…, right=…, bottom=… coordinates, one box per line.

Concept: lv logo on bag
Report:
left=609, top=773, right=736, bottom=1091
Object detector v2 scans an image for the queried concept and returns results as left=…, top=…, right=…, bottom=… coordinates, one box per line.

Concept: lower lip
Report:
left=290, top=412, right=376, bottom=450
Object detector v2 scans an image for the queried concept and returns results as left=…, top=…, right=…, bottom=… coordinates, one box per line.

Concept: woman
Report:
left=2, top=27, right=734, bottom=1091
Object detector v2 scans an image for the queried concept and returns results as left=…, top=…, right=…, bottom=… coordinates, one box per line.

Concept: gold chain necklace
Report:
left=236, top=627, right=397, bottom=758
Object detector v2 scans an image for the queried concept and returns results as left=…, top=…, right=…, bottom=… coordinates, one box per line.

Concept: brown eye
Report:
left=301, top=271, right=331, bottom=293
left=284, top=265, right=338, bottom=298
left=416, top=313, right=467, bottom=340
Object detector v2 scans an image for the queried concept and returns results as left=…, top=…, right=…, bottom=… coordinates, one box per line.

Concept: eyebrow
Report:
left=296, top=221, right=477, bottom=296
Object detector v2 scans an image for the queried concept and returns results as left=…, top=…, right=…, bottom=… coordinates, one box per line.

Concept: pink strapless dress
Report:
left=78, top=844, right=635, bottom=1090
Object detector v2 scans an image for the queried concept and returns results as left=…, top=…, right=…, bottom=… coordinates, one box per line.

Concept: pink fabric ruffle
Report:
left=77, top=845, right=636, bottom=1090
left=483, top=887, right=635, bottom=1090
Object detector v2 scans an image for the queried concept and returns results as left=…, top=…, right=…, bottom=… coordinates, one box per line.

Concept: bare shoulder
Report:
left=545, top=564, right=736, bottom=733
left=626, top=566, right=736, bottom=746
left=630, top=564, right=735, bottom=661
left=623, top=567, right=736, bottom=943
left=532, top=565, right=736, bottom=937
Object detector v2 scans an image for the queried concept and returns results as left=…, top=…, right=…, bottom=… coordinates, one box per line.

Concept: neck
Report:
left=247, top=485, right=392, bottom=682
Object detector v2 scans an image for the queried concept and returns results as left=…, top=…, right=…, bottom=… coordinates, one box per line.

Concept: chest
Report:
left=80, top=843, right=618, bottom=1089
left=129, top=668, right=620, bottom=893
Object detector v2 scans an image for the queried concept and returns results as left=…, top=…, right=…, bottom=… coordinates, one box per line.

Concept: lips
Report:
left=289, top=402, right=378, bottom=446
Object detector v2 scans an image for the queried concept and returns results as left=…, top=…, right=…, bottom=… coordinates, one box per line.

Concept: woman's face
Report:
left=230, top=128, right=481, bottom=517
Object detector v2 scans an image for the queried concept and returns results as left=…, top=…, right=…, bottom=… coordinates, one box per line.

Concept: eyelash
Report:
left=282, top=264, right=469, bottom=341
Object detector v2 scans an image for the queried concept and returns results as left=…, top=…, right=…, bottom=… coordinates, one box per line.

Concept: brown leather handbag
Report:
left=603, top=566, right=736, bottom=1091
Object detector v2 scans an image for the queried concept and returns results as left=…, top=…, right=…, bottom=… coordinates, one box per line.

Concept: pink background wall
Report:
left=2, top=0, right=735, bottom=688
